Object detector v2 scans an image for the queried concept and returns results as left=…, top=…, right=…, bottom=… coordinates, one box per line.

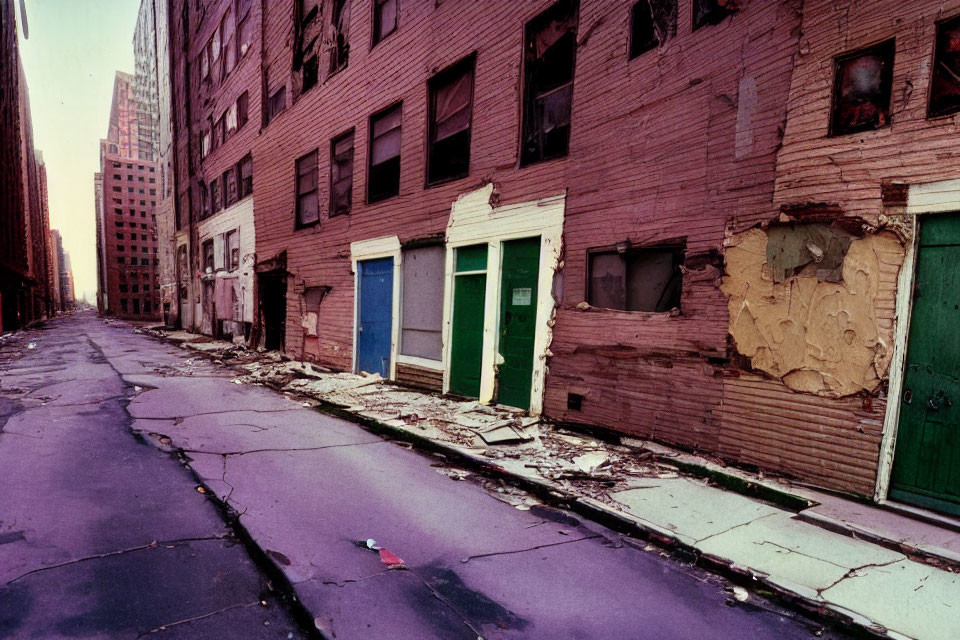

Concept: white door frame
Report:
left=350, top=235, right=401, bottom=379
left=874, top=179, right=960, bottom=502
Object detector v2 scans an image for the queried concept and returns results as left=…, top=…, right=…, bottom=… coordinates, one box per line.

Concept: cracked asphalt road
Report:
left=1, top=312, right=849, bottom=639
left=0, top=315, right=305, bottom=640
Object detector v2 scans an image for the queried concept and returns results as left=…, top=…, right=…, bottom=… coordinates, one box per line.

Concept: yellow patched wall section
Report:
left=721, top=228, right=906, bottom=397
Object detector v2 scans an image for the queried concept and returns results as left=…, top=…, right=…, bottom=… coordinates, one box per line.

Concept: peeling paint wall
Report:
left=722, top=227, right=906, bottom=397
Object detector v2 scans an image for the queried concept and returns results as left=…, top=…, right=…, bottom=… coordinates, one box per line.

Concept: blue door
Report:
left=357, top=257, right=394, bottom=377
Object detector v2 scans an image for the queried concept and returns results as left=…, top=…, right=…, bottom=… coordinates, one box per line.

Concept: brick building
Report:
left=158, top=0, right=960, bottom=515
left=0, top=0, right=54, bottom=331
left=96, top=72, right=162, bottom=320
left=168, top=0, right=258, bottom=340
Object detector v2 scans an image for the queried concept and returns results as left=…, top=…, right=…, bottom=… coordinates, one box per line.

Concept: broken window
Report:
left=330, top=129, right=354, bottom=216
left=302, top=54, right=319, bottom=92
left=238, top=15, right=253, bottom=57
left=133, top=299, right=141, bottom=315
left=223, top=168, right=238, bottom=207
left=296, top=150, right=320, bottom=227
left=121, top=299, right=128, bottom=313
left=329, top=0, right=350, bottom=74
left=372, top=0, right=398, bottom=46
left=238, top=154, right=253, bottom=199
left=201, top=129, right=211, bottom=157
left=226, top=102, right=238, bottom=132
left=630, top=0, right=676, bottom=58
left=368, top=103, right=402, bottom=203
left=200, top=47, right=209, bottom=80
left=237, top=91, right=249, bottom=128
left=401, top=245, right=444, bottom=361
left=222, top=10, right=236, bottom=76
left=225, top=229, right=240, bottom=270
left=427, top=56, right=474, bottom=185
left=202, top=239, right=215, bottom=273
left=929, top=16, right=960, bottom=117
left=692, top=0, right=738, bottom=31
left=830, top=40, right=894, bottom=136
left=587, top=247, right=683, bottom=312
left=210, top=178, right=222, bottom=213
left=267, top=85, right=286, bottom=123
left=521, top=0, right=578, bottom=166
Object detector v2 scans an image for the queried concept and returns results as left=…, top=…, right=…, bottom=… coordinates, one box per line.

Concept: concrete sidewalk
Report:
left=138, top=323, right=960, bottom=640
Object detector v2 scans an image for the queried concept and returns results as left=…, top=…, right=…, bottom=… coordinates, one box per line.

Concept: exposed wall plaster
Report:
left=721, top=226, right=906, bottom=397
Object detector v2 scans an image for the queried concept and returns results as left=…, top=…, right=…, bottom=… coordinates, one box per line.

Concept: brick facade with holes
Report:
left=162, top=0, right=960, bottom=499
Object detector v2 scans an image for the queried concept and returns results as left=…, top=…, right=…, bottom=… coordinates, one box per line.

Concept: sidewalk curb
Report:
left=143, top=330, right=907, bottom=639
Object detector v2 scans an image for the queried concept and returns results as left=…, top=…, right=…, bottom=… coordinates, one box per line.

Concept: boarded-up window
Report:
left=692, top=0, right=737, bottom=31
left=238, top=154, right=253, bottom=199
left=373, top=0, right=398, bottom=46
left=222, top=10, right=236, bottom=75
left=226, top=229, right=240, bottom=270
left=521, top=0, right=578, bottom=166
left=428, top=56, right=474, bottom=185
left=830, top=40, right=894, bottom=136
left=268, top=85, right=286, bottom=123
left=330, top=129, right=354, bottom=216
left=588, top=247, right=683, bottom=312
left=630, top=0, right=676, bottom=58
left=223, top=168, right=237, bottom=207
left=401, top=245, right=444, bottom=360
left=368, top=103, right=402, bottom=203
left=210, top=178, right=221, bottom=213
left=202, top=239, right=215, bottom=272
left=329, top=0, right=351, bottom=74
left=930, top=16, right=960, bottom=118
left=237, top=91, right=249, bottom=128
left=296, top=150, right=319, bottom=227
left=238, top=15, right=253, bottom=57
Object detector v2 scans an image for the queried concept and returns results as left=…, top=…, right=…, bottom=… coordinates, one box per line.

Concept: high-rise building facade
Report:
left=95, top=72, right=161, bottom=320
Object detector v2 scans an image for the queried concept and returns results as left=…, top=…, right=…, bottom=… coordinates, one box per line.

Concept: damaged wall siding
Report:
left=196, top=196, right=256, bottom=331
left=722, top=227, right=906, bottom=397
left=773, top=0, right=960, bottom=225
left=546, top=1, right=803, bottom=452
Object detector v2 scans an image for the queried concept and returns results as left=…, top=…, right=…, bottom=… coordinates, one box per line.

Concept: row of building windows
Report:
left=201, top=91, right=249, bottom=159
left=110, top=161, right=156, bottom=172
left=119, top=298, right=157, bottom=315
left=118, top=256, right=159, bottom=266
left=199, top=154, right=253, bottom=220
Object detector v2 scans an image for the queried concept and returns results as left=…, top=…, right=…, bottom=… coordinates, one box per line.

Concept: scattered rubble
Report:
left=140, top=325, right=702, bottom=517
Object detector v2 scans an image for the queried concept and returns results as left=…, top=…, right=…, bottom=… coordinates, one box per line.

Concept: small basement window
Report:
left=830, top=39, right=894, bottom=136
left=929, top=15, right=960, bottom=118
left=692, top=0, right=738, bottom=31
left=587, top=247, right=683, bottom=312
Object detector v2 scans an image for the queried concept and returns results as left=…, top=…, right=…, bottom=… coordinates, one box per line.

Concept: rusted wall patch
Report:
left=721, top=226, right=906, bottom=397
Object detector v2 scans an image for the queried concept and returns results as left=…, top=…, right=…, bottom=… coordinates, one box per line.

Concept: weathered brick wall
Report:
left=546, top=1, right=803, bottom=452
left=254, top=1, right=571, bottom=369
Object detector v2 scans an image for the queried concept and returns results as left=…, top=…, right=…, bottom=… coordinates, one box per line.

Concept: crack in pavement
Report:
left=128, top=408, right=307, bottom=420
left=315, top=568, right=393, bottom=588
left=6, top=535, right=231, bottom=584
left=694, top=511, right=783, bottom=545
left=816, top=559, right=904, bottom=596
left=136, top=600, right=262, bottom=637
left=184, top=440, right=386, bottom=457
left=458, top=534, right=602, bottom=564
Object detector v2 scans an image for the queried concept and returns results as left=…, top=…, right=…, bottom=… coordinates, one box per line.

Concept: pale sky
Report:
left=19, top=0, right=141, bottom=304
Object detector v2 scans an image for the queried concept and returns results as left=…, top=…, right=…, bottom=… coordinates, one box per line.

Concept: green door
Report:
left=890, top=214, right=960, bottom=516
left=497, top=237, right=541, bottom=410
left=449, top=245, right=487, bottom=397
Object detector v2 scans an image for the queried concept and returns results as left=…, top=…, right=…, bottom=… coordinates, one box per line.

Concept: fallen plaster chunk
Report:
left=573, top=452, right=609, bottom=474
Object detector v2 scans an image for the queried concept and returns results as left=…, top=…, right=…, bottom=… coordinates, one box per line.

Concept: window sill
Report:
left=294, top=219, right=320, bottom=231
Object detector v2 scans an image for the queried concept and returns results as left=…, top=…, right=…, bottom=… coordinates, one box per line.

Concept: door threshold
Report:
left=882, top=498, right=960, bottom=534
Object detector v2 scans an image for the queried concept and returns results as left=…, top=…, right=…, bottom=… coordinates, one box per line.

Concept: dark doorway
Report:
left=259, top=274, right=287, bottom=351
